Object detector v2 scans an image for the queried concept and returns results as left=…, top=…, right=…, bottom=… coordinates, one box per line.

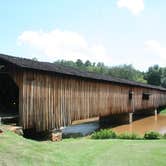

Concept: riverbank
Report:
left=0, top=131, right=166, bottom=166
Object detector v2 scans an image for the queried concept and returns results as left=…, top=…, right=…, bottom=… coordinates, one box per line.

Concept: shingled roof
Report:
left=0, top=53, right=166, bottom=91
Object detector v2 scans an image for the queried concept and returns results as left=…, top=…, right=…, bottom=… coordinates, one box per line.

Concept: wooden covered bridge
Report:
left=0, top=54, right=166, bottom=132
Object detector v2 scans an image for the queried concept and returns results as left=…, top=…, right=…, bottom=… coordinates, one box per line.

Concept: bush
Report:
left=118, top=132, right=142, bottom=140
left=91, top=129, right=117, bottom=139
left=162, top=133, right=166, bottom=139
left=159, top=108, right=166, bottom=115
left=144, top=131, right=161, bottom=140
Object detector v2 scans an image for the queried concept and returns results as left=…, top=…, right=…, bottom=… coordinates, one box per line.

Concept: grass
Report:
left=118, top=132, right=142, bottom=140
left=160, top=108, right=166, bottom=115
left=0, top=131, right=166, bottom=166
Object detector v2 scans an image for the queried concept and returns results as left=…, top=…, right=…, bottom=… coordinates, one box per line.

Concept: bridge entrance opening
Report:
left=0, top=74, right=19, bottom=124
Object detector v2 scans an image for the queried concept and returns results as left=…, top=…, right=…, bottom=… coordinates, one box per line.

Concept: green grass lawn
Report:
left=0, top=131, right=166, bottom=166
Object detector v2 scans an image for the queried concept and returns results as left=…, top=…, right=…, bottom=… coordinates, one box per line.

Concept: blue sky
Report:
left=0, top=0, right=166, bottom=71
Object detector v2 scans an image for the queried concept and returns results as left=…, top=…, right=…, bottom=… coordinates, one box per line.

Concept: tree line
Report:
left=54, top=59, right=166, bottom=88
left=32, top=57, right=166, bottom=88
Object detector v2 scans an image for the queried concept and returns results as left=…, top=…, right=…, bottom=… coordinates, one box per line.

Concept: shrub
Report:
left=162, top=133, right=166, bottom=139
left=159, top=109, right=166, bottom=115
left=144, top=131, right=161, bottom=140
left=118, top=132, right=142, bottom=140
left=91, top=129, right=117, bottom=139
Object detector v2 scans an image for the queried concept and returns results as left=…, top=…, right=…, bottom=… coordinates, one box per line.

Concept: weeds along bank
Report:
left=91, top=129, right=166, bottom=140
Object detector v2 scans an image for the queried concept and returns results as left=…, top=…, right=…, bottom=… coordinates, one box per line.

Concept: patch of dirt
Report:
left=0, top=124, right=23, bottom=136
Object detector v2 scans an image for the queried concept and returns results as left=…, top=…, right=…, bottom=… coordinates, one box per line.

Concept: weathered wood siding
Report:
left=10, top=69, right=24, bottom=126
left=16, top=70, right=166, bottom=132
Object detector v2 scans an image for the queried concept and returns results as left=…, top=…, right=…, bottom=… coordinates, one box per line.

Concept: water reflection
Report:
left=111, top=115, right=166, bottom=135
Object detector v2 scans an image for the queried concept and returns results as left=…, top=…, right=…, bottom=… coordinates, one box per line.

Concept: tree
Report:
left=145, top=65, right=162, bottom=86
left=84, top=60, right=91, bottom=67
left=108, top=64, right=146, bottom=83
left=54, top=59, right=146, bottom=84
left=76, top=59, right=84, bottom=68
left=55, top=60, right=77, bottom=68
left=32, top=57, right=38, bottom=61
left=96, top=62, right=107, bottom=74
left=161, top=77, right=166, bottom=88
left=160, top=67, right=166, bottom=88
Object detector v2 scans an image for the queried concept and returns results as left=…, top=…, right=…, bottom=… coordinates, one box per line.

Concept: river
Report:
left=62, top=114, right=166, bottom=136
left=111, top=115, right=166, bottom=135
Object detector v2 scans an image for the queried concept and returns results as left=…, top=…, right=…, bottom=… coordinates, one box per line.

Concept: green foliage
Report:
left=108, top=64, right=146, bottom=83
left=144, top=131, right=161, bottom=140
left=91, top=130, right=142, bottom=140
left=55, top=59, right=77, bottom=68
left=55, top=59, right=146, bottom=83
left=161, top=67, right=166, bottom=88
left=84, top=60, right=91, bottom=67
left=54, top=58, right=166, bottom=88
left=76, top=59, right=84, bottom=68
left=144, top=65, right=162, bottom=86
left=118, top=132, right=142, bottom=140
left=161, top=76, right=166, bottom=88
left=144, top=65, right=166, bottom=88
left=91, top=129, right=117, bottom=139
left=32, top=57, right=38, bottom=61
left=162, top=133, right=166, bottom=139
left=55, top=59, right=166, bottom=88
left=159, top=108, right=166, bottom=115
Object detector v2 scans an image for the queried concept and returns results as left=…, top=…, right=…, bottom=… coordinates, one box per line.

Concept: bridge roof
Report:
left=0, top=53, right=166, bottom=91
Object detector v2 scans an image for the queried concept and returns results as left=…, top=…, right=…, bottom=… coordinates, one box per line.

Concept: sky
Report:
left=0, top=0, right=166, bottom=71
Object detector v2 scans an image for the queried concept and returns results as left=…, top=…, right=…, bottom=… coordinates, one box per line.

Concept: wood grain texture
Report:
left=11, top=70, right=166, bottom=132
left=1, top=58, right=166, bottom=132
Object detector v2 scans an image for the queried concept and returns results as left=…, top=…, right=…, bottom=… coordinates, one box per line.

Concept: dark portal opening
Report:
left=0, top=74, right=19, bottom=124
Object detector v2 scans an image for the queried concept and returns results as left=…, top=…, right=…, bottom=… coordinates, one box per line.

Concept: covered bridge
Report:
left=0, top=53, right=166, bottom=132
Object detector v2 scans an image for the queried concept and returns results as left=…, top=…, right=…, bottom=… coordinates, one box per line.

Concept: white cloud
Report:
left=117, top=0, right=144, bottom=15
left=18, top=29, right=110, bottom=64
left=145, top=40, right=166, bottom=60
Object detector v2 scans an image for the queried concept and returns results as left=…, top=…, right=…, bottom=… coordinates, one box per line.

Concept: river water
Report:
left=111, top=115, right=166, bottom=135
left=62, top=115, right=166, bottom=136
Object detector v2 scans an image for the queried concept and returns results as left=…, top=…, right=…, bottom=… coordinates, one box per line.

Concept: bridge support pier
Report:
left=129, top=113, right=133, bottom=124
left=154, top=109, right=158, bottom=116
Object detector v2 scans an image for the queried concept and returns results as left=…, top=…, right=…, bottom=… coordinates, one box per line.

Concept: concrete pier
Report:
left=154, top=109, right=158, bottom=116
left=129, top=113, right=133, bottom=124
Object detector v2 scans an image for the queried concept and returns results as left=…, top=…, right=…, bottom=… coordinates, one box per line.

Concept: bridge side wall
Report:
left=19, top=70, right=166, bottom=132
